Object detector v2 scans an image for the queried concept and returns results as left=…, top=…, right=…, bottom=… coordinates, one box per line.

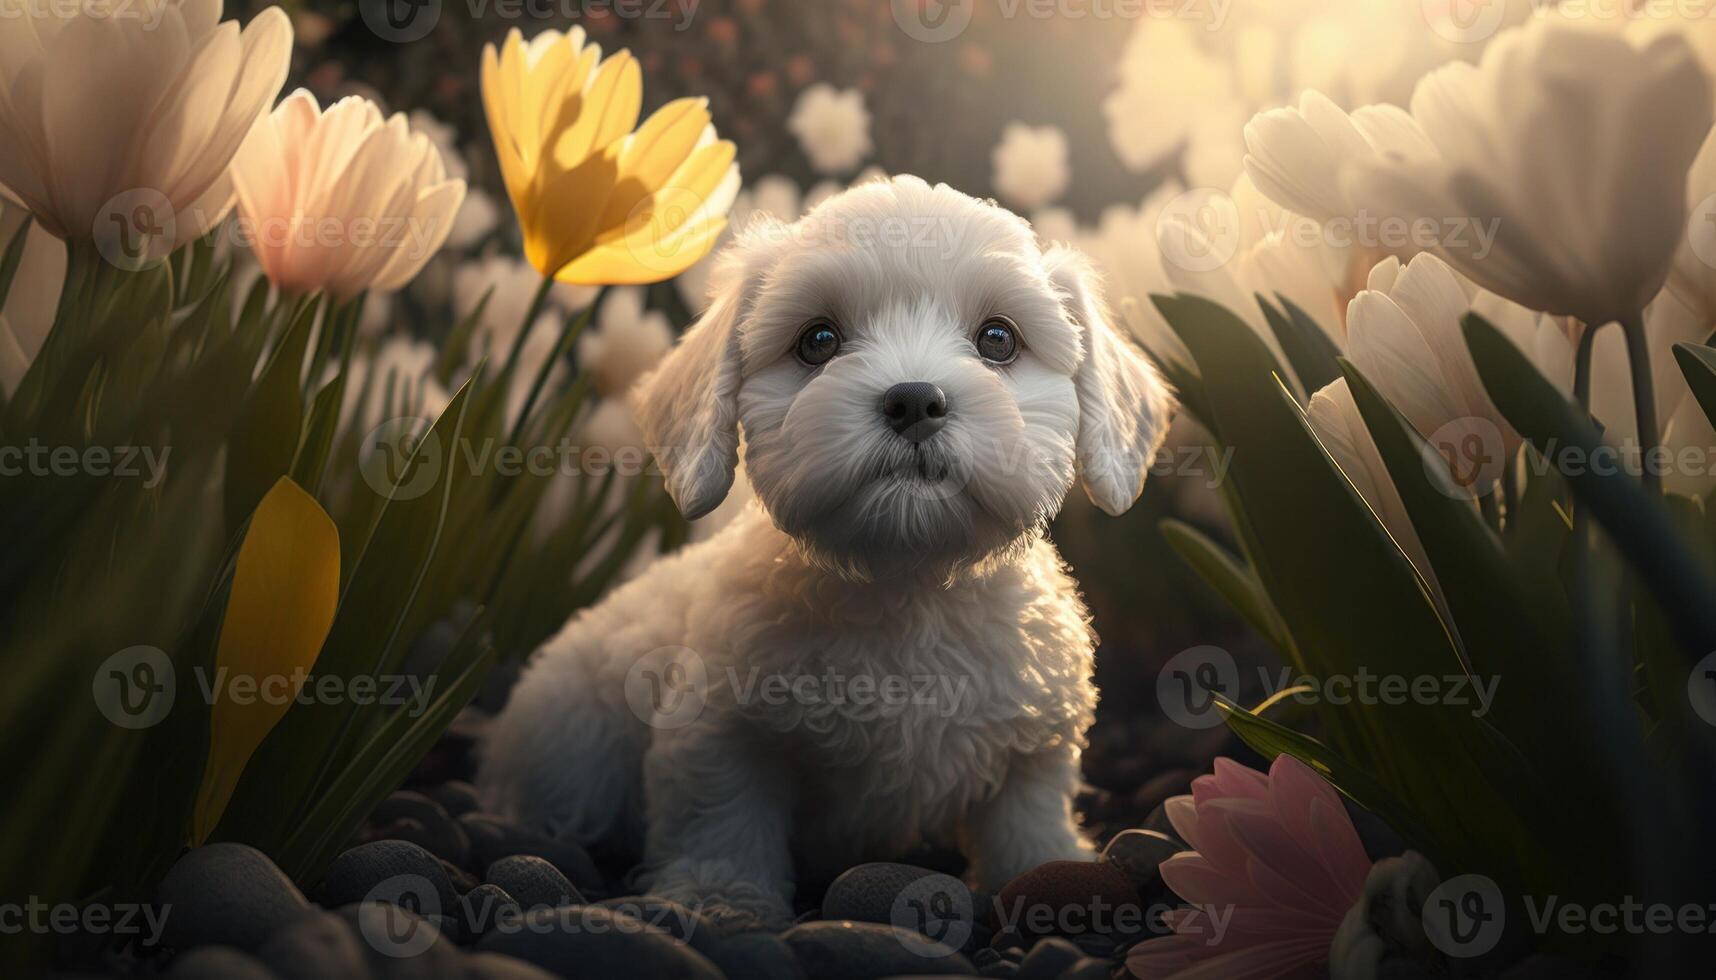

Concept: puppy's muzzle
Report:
left=881, top=382, right=948, bottom=443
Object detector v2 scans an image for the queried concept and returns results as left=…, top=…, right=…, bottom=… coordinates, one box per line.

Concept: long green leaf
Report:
left=1159, top=518, right=1294, bottom=655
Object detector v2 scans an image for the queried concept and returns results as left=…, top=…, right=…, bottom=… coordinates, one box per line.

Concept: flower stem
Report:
left=508, top=287, right=605, bottom=448
left=1619, top=312, right=1660, bottom=495
left=500, top=274, right=558, bottom=381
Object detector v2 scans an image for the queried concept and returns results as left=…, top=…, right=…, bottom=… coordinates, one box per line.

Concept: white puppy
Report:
left=477, top=176, right=1172, bottom=924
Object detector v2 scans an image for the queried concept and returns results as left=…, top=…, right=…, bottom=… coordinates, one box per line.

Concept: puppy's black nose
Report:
left=881, top=382, right=948, bottom=442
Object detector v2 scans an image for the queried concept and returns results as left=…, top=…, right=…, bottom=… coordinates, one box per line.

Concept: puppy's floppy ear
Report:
left=630, top=237, right=764, bottom=520
left=1046, top=245, right=1175, bottom=516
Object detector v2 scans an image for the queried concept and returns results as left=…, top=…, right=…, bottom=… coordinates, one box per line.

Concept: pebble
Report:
left=370, top=792, right=470, bottom=867
left=316, top=841, right=459, bottom=920
left=597, top=896, right=724, bottom=954
left=1099, top=830, right=1184, bottom=893
left=474, top=905, right=723, bottom=979
left=462, top=952, right=560, bottom=979
left=484, top=855, right=582, bottom=911
left=428, top=781, right=484, bottom=817
left=165, top=946, right=277, bottom=979
left=335, top=901, right=462, bottom=979
left=1014, top=937, right=1083, bottom=980
left=156, top=843, right=311, bottom=953
left=704, top=930, right=807, bottom=980
left=254, top=910, right=369, bottom=980
left=781, top=920, right=974, bottom=980
left=1059, top=957, right=1113, bottom=980
left=820, top=863, right=979, bottom=953
left=994, top=861, right=1144, bottom=942
left=459, top=814, right=604, bottom=895
left=460, top=884, right=522, bottom=942
left=980, top=961, right=1021, bottom=978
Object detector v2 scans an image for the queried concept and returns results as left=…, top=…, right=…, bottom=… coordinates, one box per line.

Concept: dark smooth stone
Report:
left=821, top=863, right=979, bottom=956
left=475, top=905, right=723, bottom=979
left=704, top=931, right=808, bottom=980
left=459, top=814, right=604, bottom=896
left=484, top=855, right=582, bottom=912
left=994, top=861, right=1144, bottom=942
left=1014, top=937, right=1081, bottom=980
left=371, top=792, right=470, bottom=867
left=165, top=946, right=277, bottom=980
left=316, top=841, right=459, bottom=921
left=782, top=920, right=974, bottom=980
left=1098, top=830, right=1184, bottom=893
left=255, top=911, right=369, bottom=980
left=428, top=781, right=484, bottom=818
left=156, top=843, right=312, bottom=953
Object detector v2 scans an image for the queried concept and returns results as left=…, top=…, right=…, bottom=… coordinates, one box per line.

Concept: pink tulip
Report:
left=1128, top=755, right=1375, bottom=979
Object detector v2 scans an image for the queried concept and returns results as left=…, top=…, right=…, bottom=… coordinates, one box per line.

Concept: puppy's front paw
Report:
left=646, top=858, right=795, bottom=932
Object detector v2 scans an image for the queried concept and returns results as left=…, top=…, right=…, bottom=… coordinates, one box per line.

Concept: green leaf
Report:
left=1214, top=694, right=1437, bottom=854
left=1258, top=293, right=1342, bottom=394
left=0, top=213, right=32, bottom=314
left=1159, top=518, right=1294, bottom=655
left=1469, top=315, right=1716, bottom=657
left=1673, top=342, right=1716, bottom=430
left=1153, top=292, right=1541, bottom=884
left=216, top=377, right=478, bottom=849
left=224, top=299, right=316, bottom=534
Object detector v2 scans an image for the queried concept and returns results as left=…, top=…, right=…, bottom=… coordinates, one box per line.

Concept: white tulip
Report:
left=0, top=0, right=291, bottom=247
left=991, top=123, right=1070, bottom=212
left=230, top=91, right=466, bottom=298
left=1667, top=128, right=1716, bottom=327
left=1244, top=90, right=1432, bottom=227
left=1343, top=19, right=1714, bottom=328
left=786, top=85, right=871, bottom=176
left=1306, top=377, right=1437, bottom=592
left=1346, top=253, right=1556, bottom=493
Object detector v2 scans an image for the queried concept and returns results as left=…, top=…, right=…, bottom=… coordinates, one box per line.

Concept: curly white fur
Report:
left=477, top=176, right=1173, bottom=924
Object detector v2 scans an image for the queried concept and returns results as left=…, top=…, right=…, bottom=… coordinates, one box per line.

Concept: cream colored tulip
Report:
left=1306, top=377, right=1436, bottom=592
left=1668, top=128, right=1716, bottom=326
left=1244, top=90, right=1431, bottom=227
left=1343, top=19, right=1713, bottom=328
left=1345, top=253, right=1546, bottom=494
left=229, top=91, right=467, bottom=298
left=0, top=0, right=291, bottom=247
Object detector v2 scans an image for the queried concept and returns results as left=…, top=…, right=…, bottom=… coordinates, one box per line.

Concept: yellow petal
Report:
left=191, top=477, right=340, bottom=844
left=558, top=213, right=727, bottom=285
left=551, top=50, right=640, bottom=171
left=524, top=147, right=620, bottom=278
left=595, top=98, right=713, bottom=230
left=595, top=139, right=736, bottom=246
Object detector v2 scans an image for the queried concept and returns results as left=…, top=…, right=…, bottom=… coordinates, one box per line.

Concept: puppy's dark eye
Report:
left=795, top=320, right=841, bottom=366
left=975, top=317, right=1019, bottom=364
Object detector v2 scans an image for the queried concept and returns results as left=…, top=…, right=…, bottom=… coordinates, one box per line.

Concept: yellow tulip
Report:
left=481, top=27, right=740, bottom=285
left=191, top=477, right=340, bottom=844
